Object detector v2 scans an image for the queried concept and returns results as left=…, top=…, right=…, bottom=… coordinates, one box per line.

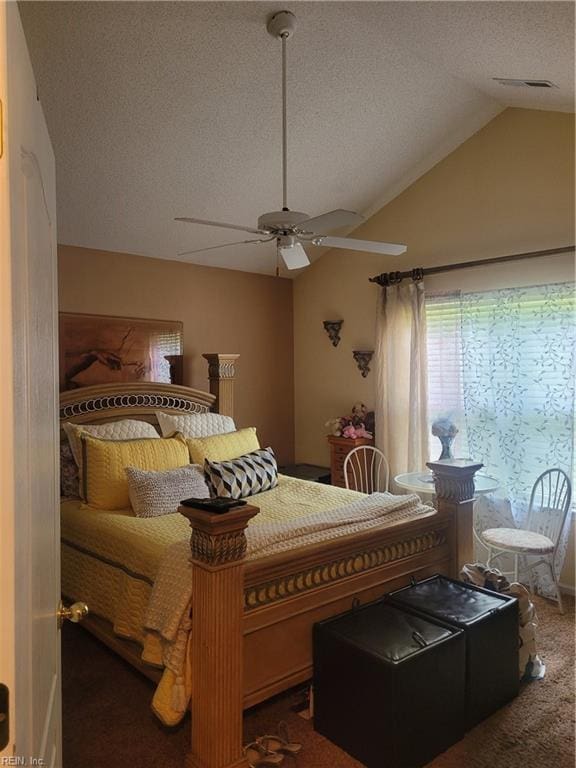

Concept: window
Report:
left=425, top=282, right=575, bottom=519
left=425, top=292, right=469, bottom=460
left=150, top=327, right=183, bottom=383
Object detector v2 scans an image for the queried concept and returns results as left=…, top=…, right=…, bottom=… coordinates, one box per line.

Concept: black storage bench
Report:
left=314, top=601, right=466, bottom=768
left=388, top=575, right=519, bottom=728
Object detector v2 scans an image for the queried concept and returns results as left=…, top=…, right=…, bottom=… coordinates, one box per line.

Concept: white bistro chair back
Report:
left=343, top=446, right=390, bottom=494
left=482, top=468, right=572, bottom=613
left=526, top=468, right=572, bottom=544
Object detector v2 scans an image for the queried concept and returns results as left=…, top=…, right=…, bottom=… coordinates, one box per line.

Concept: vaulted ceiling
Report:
left=20, top=1, right=575, bottom=276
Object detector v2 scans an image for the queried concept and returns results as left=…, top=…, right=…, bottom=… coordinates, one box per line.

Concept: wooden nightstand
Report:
left=327, top=436, right=374, bottom=488
left=279, top=463, right=331, bottom=484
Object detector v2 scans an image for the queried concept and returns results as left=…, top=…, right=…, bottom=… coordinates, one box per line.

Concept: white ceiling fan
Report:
left=175, top=10, right=407, bottom=272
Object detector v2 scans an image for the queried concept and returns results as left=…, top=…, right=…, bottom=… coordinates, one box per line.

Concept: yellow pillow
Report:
left=63, top=419, right=160, bottom=468
left=81, top=433, right=189, bottom=510
left=186, top=427, right=260, bottom=465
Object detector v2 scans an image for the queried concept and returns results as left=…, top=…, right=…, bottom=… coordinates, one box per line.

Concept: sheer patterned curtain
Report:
left=426, top=282, right=575, bottom=595
left=375, top=281, right=429, bottom=487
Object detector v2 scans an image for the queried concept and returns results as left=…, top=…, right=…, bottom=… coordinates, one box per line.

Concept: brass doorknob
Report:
left=58, top=600, right=89, bottom=629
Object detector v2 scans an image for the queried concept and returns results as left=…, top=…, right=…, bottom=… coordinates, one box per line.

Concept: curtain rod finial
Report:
left=368, top=273, right=390, bottom=287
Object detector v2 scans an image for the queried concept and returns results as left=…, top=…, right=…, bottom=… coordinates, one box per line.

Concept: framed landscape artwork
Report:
left=59, top=313, right=183, bottom=392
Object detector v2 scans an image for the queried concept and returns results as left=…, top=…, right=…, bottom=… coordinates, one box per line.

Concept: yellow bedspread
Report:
left=62, top=476, right=364, bottom=591
left=61, top=475, right=365, bottom=717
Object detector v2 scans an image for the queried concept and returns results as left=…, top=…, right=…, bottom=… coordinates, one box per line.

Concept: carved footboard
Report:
left=179, top=460, right=483, bottom=768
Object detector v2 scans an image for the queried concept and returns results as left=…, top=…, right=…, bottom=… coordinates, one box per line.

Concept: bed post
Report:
left=203, top=353, right=240, bottom=418
left=427, top=460, right=483, bottom=578
left=179, top=502, right=259, bottom=768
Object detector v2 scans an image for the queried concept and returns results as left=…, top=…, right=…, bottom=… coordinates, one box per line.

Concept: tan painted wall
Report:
left=58, top=245, right=295, bottom=465
left=293, top=107, right=575, bottom=587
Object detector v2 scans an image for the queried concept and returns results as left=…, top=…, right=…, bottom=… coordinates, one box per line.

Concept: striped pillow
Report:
left=204, top=447, right=278, bottom=500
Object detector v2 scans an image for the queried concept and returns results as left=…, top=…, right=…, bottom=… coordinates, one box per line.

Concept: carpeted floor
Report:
left=62, top=596, right=575, bottom=768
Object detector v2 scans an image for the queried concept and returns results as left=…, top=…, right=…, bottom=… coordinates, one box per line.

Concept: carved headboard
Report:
left=59, top=352, right=239, bottom=428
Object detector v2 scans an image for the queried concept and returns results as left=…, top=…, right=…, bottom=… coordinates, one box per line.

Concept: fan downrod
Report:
left=267, top=10, right=297, bottom=39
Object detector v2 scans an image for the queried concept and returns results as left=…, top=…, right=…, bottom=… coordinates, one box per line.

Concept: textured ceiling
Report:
left=19, top=1, right=575, bottom=276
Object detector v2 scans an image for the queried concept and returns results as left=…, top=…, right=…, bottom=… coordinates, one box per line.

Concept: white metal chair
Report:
left=343, top=446, right=390, bottom=494
left=481, top=468, right=572, bottom=613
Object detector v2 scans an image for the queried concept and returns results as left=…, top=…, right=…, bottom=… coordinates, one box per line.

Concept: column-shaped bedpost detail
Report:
left=426, top=460, right=483, bottom=578
left=202, top=353, right=240, bottom=419
left=179, top=503, right=259, bottom=768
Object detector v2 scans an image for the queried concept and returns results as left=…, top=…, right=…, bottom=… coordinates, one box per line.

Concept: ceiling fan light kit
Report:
left=277, top=237, right=310, bottom=270
left=175, top=10, right=407, bottom=273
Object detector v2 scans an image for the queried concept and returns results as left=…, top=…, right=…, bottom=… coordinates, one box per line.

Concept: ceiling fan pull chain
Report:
left=281, top=32, right=288, bottom=211
left=275, top=240, right=280, bottom=277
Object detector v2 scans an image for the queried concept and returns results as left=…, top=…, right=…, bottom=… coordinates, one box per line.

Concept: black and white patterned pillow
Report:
left=204, top=447, right=278, bottom=499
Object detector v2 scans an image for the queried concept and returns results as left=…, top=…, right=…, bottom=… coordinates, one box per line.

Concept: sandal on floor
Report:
left=257, top=721, right=302, bottom=756
left=243, top=741, right=285, bottom=767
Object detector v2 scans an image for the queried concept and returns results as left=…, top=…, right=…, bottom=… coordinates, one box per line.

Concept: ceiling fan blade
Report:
left=315, top=236, right=407, bottom=256
left=178, top=238, right=273, bottom=257
left=279, top=241, right=310, bottom=270
left=175, top=216, right=266, bottom=235
left=298, top=209, right=364, bottom=235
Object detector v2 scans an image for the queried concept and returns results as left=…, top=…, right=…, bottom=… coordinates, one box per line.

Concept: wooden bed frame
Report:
left=60, top=352, right=482, bottom=768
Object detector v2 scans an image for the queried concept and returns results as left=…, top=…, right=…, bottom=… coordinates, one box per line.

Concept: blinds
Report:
left=425, top=292, right=469, bottom=461
left=425, top=283, right=575, bottom=511
left=150, top=328, right=183, bottom=383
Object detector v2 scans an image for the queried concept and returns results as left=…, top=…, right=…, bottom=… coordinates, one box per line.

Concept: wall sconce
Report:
left=323, top=320, right=343, bottom=347
left=353, top=350, right=373, bottom=378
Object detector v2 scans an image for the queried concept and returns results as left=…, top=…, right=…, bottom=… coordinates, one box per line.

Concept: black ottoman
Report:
left=388, top=575, right=519, bottom=728
left=314, top=601, right=466, bottom=768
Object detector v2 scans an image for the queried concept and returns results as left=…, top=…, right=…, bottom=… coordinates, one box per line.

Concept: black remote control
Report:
left=180, top=497, right=247, bottom=512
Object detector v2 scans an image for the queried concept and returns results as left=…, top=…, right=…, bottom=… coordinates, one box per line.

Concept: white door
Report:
left=0, top=3, right=61, bottom=766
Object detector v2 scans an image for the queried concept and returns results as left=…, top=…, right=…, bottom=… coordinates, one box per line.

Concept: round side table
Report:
left=394, top=471, right=499, bottom=497
left=394, top=470, right=499, bottom=554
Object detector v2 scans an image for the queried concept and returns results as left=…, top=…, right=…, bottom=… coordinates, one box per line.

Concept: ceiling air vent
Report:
left=492, top=78, right=557, bottom=88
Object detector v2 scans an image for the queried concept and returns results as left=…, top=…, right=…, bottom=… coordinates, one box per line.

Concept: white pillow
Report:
left=63, top=419, right=160, bottom=468
left=126, top=464, right=211, bottom=518
left=155, top=411, right=236, bottom=439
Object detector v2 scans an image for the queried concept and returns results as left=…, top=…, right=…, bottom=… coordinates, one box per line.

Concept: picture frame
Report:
left=59, top=312, right=183, bottom=391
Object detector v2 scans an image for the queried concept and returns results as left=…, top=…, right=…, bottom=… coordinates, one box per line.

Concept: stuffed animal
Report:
left=326, top=403, right=374, bottom=439
left=351, top=402, right=367, bottom=423
left=324, top=418, right=343, bottom=437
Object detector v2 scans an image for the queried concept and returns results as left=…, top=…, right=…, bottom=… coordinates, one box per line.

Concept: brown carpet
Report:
left=62, top=596, right=575, bottom=768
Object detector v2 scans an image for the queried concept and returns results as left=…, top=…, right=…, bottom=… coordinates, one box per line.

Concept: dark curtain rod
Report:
left=368, top=246, right=574, bottom=287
